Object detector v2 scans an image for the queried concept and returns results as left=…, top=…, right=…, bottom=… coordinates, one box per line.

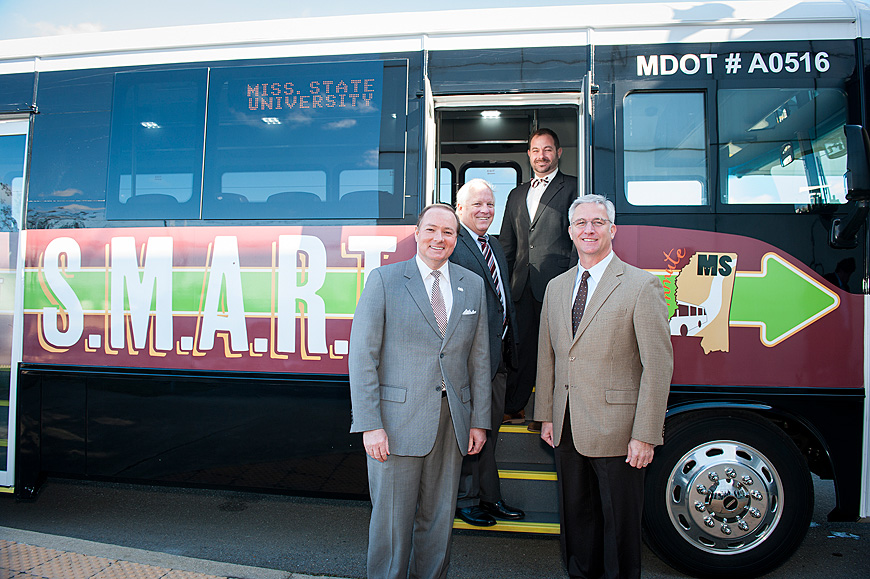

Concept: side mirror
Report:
left=830, top=125, right=870, bottom=249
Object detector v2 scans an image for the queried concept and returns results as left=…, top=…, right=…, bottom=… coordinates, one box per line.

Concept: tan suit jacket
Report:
left=534, top=254, right=673, bottom=456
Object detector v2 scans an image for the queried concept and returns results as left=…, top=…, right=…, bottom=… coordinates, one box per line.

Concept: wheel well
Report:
left=665, top=405, right=834, bottom=480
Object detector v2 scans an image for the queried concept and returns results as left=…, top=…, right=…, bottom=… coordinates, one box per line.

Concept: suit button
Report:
left=530, top=227, right=535, bottom=232
left=569, top=357, right=575, bottom=361
left=440, top=353, right=445, bottom=358
left=565, top=384, right=569, bottom=390
left=530, top=245, right=535, bottom=249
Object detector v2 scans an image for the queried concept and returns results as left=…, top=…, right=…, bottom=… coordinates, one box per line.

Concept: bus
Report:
left=0, top=1, right=868, bottom=576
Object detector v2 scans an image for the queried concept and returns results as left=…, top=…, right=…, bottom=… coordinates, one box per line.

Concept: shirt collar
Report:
left=532, top=167, right=559, bottom=183
left=416, top=254, right=450, bottom=283
left=461, top=222, right=487, bottom=241
left=576, top=250, right=614, bottom=285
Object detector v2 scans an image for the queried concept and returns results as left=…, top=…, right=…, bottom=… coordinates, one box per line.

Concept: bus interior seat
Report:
left=339, top=190, right=393, bottom=216
left=123, top=194, right=180, bottom=208
left=266, top=191, right=322, bottom=217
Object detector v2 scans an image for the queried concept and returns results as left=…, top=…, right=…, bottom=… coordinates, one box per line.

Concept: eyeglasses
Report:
left=572, top=218, right=611, bottom=229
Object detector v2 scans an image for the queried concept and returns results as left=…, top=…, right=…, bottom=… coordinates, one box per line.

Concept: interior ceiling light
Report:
left=481, top=110, right=501, bottom=119
left=140, top=121, right=160, bottom=129
left=262, top=117, right=281, bottom=125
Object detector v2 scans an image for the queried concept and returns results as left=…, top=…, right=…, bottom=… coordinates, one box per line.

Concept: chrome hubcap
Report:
left=665, top=440, right=782, bottom=554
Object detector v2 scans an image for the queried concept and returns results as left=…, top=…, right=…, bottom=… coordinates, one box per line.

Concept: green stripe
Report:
left=24, top=270, right=361, bottom=315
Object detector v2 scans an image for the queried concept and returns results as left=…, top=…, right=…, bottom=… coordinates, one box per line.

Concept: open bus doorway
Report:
left=434, top=99, right=582, bottom=234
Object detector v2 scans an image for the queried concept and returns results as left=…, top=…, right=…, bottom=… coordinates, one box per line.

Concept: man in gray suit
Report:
left=500, top=128, right=578, bottom=428
left=450, top=179, right=524, bottom=527
left=536, top=194, right=673, bottom=578
left=349, top=203, right=492, bottom=579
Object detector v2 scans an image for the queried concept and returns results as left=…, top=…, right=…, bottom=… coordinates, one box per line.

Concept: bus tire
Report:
left=642, top=411, right=813, bottom=578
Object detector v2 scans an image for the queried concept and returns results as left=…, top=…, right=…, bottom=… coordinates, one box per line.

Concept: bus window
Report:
left=718, top=88, right=848, bottom=205
left=338, top=169, right=402, bottom=217
left=107, top=69, right=207, bottom=220
left=461, top=163, right=521, bottom=232
left=439, top=163, right=455, bottom=202
left=624, top=92, right=707, bottom=206
left=202, top=61, right=400, bottom=220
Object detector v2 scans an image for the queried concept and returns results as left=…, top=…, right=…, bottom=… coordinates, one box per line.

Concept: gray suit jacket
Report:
left=349, top=258, right=492, bottom=457
left=449, top=228, right=519, bottom=379
left=499, top=172, right=578, bottom=302
left=534, top=254, right=673, bottom=457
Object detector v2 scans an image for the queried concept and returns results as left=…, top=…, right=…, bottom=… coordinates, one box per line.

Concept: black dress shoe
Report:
left=480, top=500, right=525, bottom=520
left=455, top=505, right=496, bottom=526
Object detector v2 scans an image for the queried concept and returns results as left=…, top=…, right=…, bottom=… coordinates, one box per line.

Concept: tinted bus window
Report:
left=624, top=92, right=707, bottom=206
left=106, top=69, right=208, bottom=220
left=203, top=61, right=402, bottom=220
left=718, top=88, right=848, bottom=204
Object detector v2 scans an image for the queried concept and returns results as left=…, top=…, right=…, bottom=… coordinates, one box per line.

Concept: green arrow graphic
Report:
left=729, top=253, right=838, bottom=346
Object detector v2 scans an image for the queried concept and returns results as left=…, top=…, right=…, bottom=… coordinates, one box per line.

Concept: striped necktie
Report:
left=478, top=235, right=506, bottom=334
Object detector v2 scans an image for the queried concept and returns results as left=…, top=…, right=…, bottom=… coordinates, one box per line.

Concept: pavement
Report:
left=0, top=475, right=867, bottom=578
left=0, top=527, right=342, bottom=579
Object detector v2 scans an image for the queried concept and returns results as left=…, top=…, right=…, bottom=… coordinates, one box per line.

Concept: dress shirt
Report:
left=526, top=168, right=560, bottom=220
left=416, top=255, right=453, bottom=320
left=572, top=250, right=615, bottom=312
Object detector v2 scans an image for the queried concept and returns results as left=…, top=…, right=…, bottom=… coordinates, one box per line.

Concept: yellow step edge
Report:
left=0, top=440, right=6, bottom=447
left=0, top=400, right=8, bottom=407
left=454, top=518, right=560, bottom=534
left=498, top=469, right=556, bottom=481
left=499, top=424, right=539, bottom=434
left=0, top=486, right=13, bottom=494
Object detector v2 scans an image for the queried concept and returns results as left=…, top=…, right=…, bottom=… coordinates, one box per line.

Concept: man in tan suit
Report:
left=535, top=194, right=672, bottom=578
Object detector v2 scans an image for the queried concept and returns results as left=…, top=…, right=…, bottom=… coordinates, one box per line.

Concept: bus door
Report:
left=0, top=117, right=28, bottom=490
left=431, top=93, right=585, bottom=233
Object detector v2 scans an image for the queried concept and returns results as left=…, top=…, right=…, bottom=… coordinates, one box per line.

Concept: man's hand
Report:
left=363, top=429, right=390, bottom=462
left=541, top=422, right=555, bottom=448
left=468, top=428, right=487, bottom=455
left=626, top=438, right=654, bottom=469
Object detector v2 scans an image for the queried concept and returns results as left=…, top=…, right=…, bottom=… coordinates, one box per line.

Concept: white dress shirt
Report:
left=416, top=255, right=453, bottom=320
left=572, top=250, right=615, bottom=312
left=526, top=168, right=560, bottom=220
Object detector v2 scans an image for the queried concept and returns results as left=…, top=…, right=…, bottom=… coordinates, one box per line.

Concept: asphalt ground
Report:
left=0, top=475, right=867, bottom=578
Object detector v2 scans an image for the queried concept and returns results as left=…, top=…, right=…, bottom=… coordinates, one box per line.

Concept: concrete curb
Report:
left=0, top=526, right=349, bottom=579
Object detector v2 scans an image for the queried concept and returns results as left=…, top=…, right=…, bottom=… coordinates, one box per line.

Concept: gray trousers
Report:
left=366, top=396, right=463, bottom=579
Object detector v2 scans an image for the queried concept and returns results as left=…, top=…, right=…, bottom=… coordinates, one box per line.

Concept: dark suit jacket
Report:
left=499, top=171, right=578, bottom=302
left=450, top=227, right=519, bottom=379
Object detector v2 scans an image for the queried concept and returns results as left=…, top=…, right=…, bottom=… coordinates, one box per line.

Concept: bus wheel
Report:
left=642, top=411, right=813, bottom=578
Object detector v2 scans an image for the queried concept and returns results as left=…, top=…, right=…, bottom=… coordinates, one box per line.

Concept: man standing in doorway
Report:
left=536, top=194, right=672, bottom=578
left=499, top=128, right=578, bottom=429
left=451, top=178, right=525, bottom=526
left=349, top=203, right=491, bottom=579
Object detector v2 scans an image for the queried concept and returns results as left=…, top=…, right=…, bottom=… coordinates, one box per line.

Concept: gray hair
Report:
left=568, top=194, right=616, bottom=224
left=455, top=178, right=495, bottom=207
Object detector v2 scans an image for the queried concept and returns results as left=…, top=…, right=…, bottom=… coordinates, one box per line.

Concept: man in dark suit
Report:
left=536, top=194, right=673, bottom=578
left=349, top=203, right=491, bottom=579
left=450, top=179, right=525, bottom=527
left=499, top=128, right=578, bottom=428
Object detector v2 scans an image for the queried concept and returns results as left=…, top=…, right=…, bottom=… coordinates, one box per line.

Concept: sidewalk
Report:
left=0, top=527, right=347, bottom=579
